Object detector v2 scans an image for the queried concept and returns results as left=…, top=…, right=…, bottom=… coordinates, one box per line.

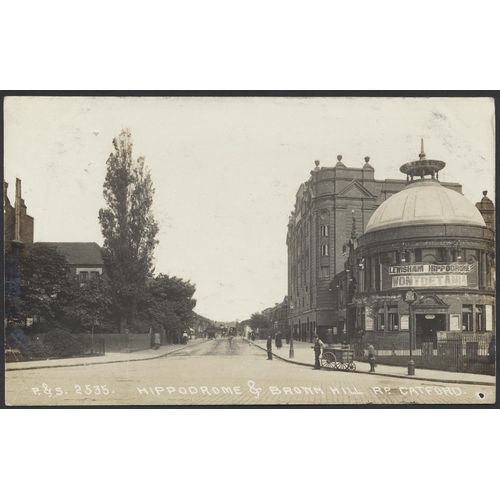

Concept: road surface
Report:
left=4, top=339, right=494, bottom=406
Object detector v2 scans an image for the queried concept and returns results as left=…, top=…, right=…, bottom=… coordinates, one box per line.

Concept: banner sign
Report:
left=382, top=262, right=478, bottom=290
left=400, top=314, right=409, bottom=330
left=365, top=315, right=373, bottom=331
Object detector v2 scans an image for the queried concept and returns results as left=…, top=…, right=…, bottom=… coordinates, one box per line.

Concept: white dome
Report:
left=365, top=179, right=486, bottom=233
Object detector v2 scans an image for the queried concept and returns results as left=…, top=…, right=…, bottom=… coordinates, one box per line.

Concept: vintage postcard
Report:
left=3, top=94, right=496, bottom=407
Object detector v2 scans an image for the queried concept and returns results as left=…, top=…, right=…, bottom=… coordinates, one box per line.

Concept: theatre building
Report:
left=287, top=154, right=462, bottom=343
left=343, top=145, right=495, bottom=354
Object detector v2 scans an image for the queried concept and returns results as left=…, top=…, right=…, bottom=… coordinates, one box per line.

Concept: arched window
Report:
left=422, top=250, right=438, bottom=264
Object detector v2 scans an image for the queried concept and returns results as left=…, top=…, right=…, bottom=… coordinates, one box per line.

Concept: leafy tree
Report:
left=249, top=312, right=272, bottom=332
left=138, top=274, right=196, bottom=343
left=98, top=129, right=159, bottom=332
left=60, top=276, right=113, bottom=333
left=19, top=243, right=72, bottom=323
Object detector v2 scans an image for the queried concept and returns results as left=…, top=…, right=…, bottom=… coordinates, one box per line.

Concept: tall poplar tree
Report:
left=99, top=129, right=159, bottom=332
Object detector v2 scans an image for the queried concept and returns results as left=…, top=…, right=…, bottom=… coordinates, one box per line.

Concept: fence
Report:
left=89, top=333, right=151, bottom=352
left=351, top=333, right=495, bottom=375
left=81, top=337, right=106, bottom=356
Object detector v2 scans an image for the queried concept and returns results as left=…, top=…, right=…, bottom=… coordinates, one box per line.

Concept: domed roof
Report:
left=365, top=179, right=486, bottom=233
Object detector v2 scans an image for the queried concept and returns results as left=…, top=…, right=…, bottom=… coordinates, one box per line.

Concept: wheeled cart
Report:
left=320, top=346, right=356, bottom=371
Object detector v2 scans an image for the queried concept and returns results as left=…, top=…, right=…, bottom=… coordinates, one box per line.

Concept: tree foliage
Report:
left=138, top=274, right=196, bottom=342
left=20, top=243, right=72, bottom=321
left=249, top=312, right=272, bottom=332
left=98, top=129, right=159, bottom=332
left=60, top=276, right=113, bottom=332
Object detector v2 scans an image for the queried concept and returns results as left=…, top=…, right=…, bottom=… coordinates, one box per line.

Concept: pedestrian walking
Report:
left=266, top=334, right=273, bottom=360
left=367, top=343, right=376, bottom=372
left=251, top=332, right=255, bottom=342
left=275, top=331, right=283, bottom=350
left=312, top=334, right=325, bottom=369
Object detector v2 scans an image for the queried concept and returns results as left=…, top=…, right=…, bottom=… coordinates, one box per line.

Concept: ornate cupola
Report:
left=364, top=141, right=486, bottom=233
left=400, top=139, right=445, bottom=183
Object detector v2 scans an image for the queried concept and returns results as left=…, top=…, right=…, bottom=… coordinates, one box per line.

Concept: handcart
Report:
left=321, top=345, right=356, bottom=371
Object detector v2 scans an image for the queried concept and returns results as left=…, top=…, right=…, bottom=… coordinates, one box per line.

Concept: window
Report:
left=321, top=225, right=329, bottom=237
left=422, top=250, right=438, bottom=264
left=320, top=266, right=329, bottom=278
left=91, top=271, right=100, bottom=280
left=79, top=272, right=88, bottom=283
left=321, top=244, right=329, bottom=256
left=465, top=249, right=477, bottom=263
left=462, top=305, right=473, bottom=331
left=476, top=305, right=484, bottom=332
left=388, top=313, right=399, bottom=331
left=378, top=311, right=385, bottom=331
left=436, top=248, right=447, bottom=263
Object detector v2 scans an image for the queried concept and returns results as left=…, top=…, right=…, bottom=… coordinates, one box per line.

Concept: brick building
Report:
left=4, top=179, right=34, bottom=322
left=286, top=155, right=462, bottom=343
left=270, top=297, right=289, bottom=336
left=343, top=144, right=495, bottom=353
left=192, top=313, right=216, bottom=336
left=4, top=179, right=34, bottom=249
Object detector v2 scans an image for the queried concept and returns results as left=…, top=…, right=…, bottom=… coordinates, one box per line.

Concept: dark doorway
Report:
left=416, top=314, right=446, bottom=348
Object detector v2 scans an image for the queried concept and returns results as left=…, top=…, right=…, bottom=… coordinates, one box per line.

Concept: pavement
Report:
left=5, top=337, right=496, bottom=387
left=5, top=340, right=205, bottom=371
left=247, top=339, right=496, bottom=386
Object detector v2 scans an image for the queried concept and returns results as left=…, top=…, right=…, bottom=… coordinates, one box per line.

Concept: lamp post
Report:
left=403, top=289, right=417, bottom=375
left=289, top=303, right=294, bottom=359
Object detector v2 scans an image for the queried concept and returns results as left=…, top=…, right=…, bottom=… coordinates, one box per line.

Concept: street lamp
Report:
left=289, top=303, right=294, bottom=359
left=403, top=289, right=417, bottom=375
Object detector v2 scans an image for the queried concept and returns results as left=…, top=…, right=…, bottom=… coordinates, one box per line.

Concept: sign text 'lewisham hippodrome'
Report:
left=382, top=262, right=478, bottom=289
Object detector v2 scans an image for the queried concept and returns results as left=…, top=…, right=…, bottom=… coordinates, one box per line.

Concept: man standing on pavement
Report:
left=267, top=334, right=273, bottom=360
left=312, top=334, right=325, bottom=370
left=367, top=342, right=376, bottom=372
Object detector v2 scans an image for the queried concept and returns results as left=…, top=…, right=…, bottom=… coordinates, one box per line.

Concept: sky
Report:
left=4, top=96, right=495, bottom=323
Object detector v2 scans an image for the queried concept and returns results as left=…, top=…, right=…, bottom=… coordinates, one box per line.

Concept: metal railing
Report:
left=351, top=335, right=495, bottom=375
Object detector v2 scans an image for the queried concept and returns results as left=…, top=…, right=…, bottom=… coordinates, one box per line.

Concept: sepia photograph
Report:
left=3, top=94, right=496, bottom=407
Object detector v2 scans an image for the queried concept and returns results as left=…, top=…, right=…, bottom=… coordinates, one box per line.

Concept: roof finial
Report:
left=335, top=155, right=346, bottom=168
left=419, top=138, right=426, bottom=160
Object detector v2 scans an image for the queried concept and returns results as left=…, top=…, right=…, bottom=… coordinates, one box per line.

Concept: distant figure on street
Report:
left=182, top=331, right=188, bottom=345
left=153, top=332, right=161, bottom=350
left=275, top=331, right=282, bottom=350
left=251, top=332, right=255, bottom=342
left=367, top=343, right=376, bottom=372
left=312, top=334, right=325, bottom=370
left=229, top=334, right=234, bottom=347
left=266, top=334, right=273, bottom=360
